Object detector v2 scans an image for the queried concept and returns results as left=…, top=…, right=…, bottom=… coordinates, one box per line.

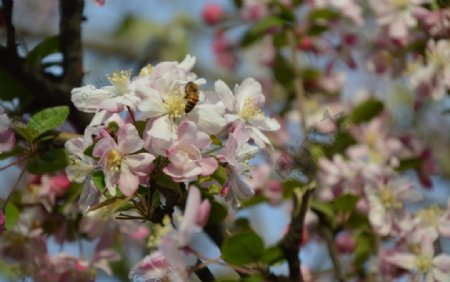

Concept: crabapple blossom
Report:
left=163, top=120, right=218, bottom=183
left=71, top=69, right=141, bottom=113
left=217, top=123, right=259, bottom=206
left=412, top=201, right=450, bottom=240
left=410, top=40, right=450, bottom=101
left=240, top=0, right=268, bottom=22
left=137, top=55, right=226, bottom=151
left=215, top=78, right=280, bottom=147
left=370, top=0, right=429, bottom=41
left=313, top=0, right=364, bottom=26
left=365, top=175, right=421, bottom=236
left=65, top=137, right=97, bottom=183
left=202, top=3, right=224, bottom=25
left=93, top=123, right=155, bottom=196
left=131, top=187, right=210, bottom=281
left=385, top=236, right=450, bottom=281
left=0, top=106, right=15, bottom=153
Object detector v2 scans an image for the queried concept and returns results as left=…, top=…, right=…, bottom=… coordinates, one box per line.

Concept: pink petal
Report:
left=0, top=130, right=15, bottom=152
left=182, top=187, right=201, bottom=228
left=384, top=253, right=416, bottom=270
left=93, top=133, right=116, bottom=158
left=215, top=80, right=235, bottom=111
left=434, top=254, right=450, bottom=272
left=118, top=124, right=144, bottom=155
left=125, top=153, right=155, bottom=177
left=200, top=157, right=218, bottom=176
left=119, top=163, right=140, bottom=196
left=196, top=200, right=211, bottom=227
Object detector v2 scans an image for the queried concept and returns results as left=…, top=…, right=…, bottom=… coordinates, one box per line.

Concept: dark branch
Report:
left=1, top=0, right=17, bottom=55
left=59, top=0, right=84, bottom=86
left=194, top=259, right=215, bottom=282
left=0, top=46, right=90, bottom=132
left=278, top=189, right=312, bottom=281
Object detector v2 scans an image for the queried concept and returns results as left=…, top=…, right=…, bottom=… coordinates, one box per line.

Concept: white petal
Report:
left=71, top=85, right=116, bottom=113
left=215, top=80, right=235, bottom=111
left=188, top=103, right=226, bottom=135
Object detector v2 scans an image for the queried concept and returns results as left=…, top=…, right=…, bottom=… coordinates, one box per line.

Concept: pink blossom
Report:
left=0, top=210, right=4, bottom=234
left=385, top=236, right=450, bottom=281
left=217, top=123, right=258, bottom=205
left=412, top=200, right=450, bottom=240
left=212, top=31, right=238, bottom=70
left=365, top=175, right=421, bottom=236
left=335, top=232, right=356, bottom=254
left=0, top=106, right=15, bottom=153
left=94, top=0, right=105, bottom=7
left=215, top=78, right=280, bottom=147
left=240, top=0, right=268, bottom=22
left=163, top=121, right=218, bottom=183
left=93, top=123, right=155, bottom=196
left=202, top=3, right=224, bottom=25
left=370, top=0, right=429, bottom=41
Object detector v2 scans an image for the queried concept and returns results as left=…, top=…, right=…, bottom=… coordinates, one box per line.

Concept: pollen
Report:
left=415, top=255, right=433, bottom=273
left=106, top=149, right=122, bottom=172
left=378, top=185, right=402, bottom=209
left=240, top=97, right=263, bottom=121
left=392, top=0, right=408, bottom=8
left=107, top=69, right=132, bottom=95
left=417, top=205, right=443, bottom=228
left=164, top=87, right=186, bottom=120
left=139, top=64, right=154, bottom=77
left=147, top=215, right=172, bottom=248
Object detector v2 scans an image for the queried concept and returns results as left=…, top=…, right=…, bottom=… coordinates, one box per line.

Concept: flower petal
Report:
left=119, top=163, right=140, bottom=196
left=118, top=124, right=144, bottom=155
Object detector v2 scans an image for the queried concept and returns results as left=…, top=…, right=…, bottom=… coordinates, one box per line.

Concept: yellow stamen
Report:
left=240, top=97, right=263, bottom=120
left=164, top=87, right=186, bottom=120
left=107, top=70, right=132, bottom=95
left=106, top=149, right=122, bottom=172
left=139, top=64, right=154, bottom=77
left=378, top=185, right=403, bottom=209
left=147, top=215, right=172, bottom=248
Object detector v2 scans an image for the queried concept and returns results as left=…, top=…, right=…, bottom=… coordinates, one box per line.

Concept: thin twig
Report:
left=1, top=0, right=17, bottom=55
left=287, top=30, right=308, bottom=137
left=318, top=226, right=346, bottom=282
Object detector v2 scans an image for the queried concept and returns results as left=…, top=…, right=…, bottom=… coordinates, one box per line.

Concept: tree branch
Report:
left=1, top=0, right=17, bottom=55
left=278, top=189, right=312, bottom=281
left=0, top=46, right=91, bottom=132
left=59, top=0, right=84, bottom=86
left=318, top=226, right=346, bottom=282
left=194, top=259, right=215, bottom=282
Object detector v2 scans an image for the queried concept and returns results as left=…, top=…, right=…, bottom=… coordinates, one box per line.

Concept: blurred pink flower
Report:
left=370, top=0, right=429, bottom=41
left=202, top=3, right=224, bottom=25
left=240, top=0, right=268, bottom=22
left=93, top=123, right=155, bottom=196
left=0, top=106, right=15, bottom=153
left=385, top=236, right=450, bottom=281
left=163, top=121, right=217, bottom=182
left=365, top=175, right=421, bottom=236
left=212, top=31, right=238, bottom=70
left=0, top=210, right=4, bottom=234
left=215, top=78, right=280, bottom=147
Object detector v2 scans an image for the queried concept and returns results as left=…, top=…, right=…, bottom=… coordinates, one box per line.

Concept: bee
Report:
left=184, top=81, right=200, bottom=113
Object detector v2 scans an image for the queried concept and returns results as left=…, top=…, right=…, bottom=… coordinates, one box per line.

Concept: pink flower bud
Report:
left=335, top=233, right=356, bottom=254
left=202, top=3, right=224, bottom=26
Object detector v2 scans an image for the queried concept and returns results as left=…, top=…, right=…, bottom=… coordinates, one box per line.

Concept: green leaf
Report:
left=309, top=9, right=339, bottom=22
left=222, top=231, right=265, bottom=265
left=25, top=36, right=60, bottom=67
left=241, top=276, right=264, bottom=282
left=5, top=202, right=20, bottom=230
left=0, top=69, right=32, bottom=105
left=0, top=146, right=24, bottom=160
left=242, top=195, right=268, bottom=207
left=273, top=53, right=294, bottom=85
left=350, top=99, right=384, bottom=124
left=282, top=179, right=304, bottom=198
left=207, top=201, right=228, bottom=225
left=334, top=194, right=358, bottom=212
left=134, top=120, right=147, bottom=138
left=261, top=246, right=285, bottom=265
left=397, top=157, right=421, bottom=172
left=26, top=148, right=68, bottom=174
left=92, top=171, right=106, bottom=194
left=354, top=230, right=376, bottom=268
left=27, top=106, right=69, bottom=140
left=152, top=171, right=180, bottom=191
left=11, top=122, right=38, bottom=142
left=211, top=166, right=227, bottom=186
left=83, top=143, right=95, bottom=158
left=241, top=16, right=286, bottom=47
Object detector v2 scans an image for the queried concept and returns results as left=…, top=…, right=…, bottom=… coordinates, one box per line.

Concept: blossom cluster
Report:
left=67, top=55, right=279, bottom=205
left=317, top=115, right=450, bottom=281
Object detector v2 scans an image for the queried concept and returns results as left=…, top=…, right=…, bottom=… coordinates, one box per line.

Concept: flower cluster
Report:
left=67, top=55, right=279, bottom=207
